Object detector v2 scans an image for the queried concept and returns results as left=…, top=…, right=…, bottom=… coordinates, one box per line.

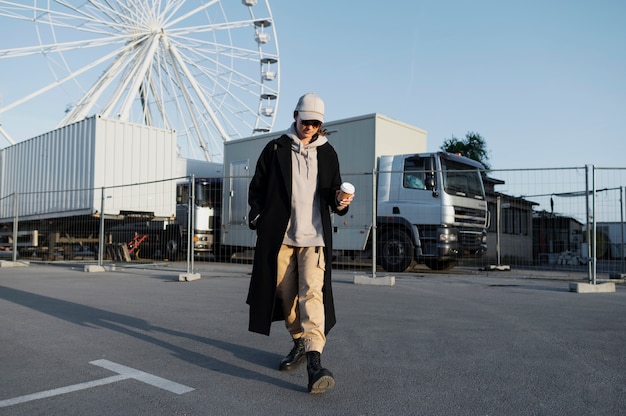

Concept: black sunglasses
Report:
left=301, top=120, right=321, bottom=127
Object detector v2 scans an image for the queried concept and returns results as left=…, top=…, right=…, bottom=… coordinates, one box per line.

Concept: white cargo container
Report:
left=0, top=115, right=177, bottom=221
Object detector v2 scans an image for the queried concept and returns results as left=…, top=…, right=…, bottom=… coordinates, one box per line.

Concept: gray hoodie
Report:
left=282, top=123, right=328, bottom=247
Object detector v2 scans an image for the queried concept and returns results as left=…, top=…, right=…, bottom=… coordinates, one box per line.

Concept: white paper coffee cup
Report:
left=338, top=182, right=355, bottom=200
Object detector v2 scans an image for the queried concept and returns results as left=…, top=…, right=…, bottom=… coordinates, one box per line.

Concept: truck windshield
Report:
left=441, top=159, right=485, bottom=200
left=176, top=179, right=221, bottom=208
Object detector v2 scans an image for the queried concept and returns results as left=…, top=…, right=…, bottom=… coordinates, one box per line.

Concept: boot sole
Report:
left=308, top=374, right=335, bottom=394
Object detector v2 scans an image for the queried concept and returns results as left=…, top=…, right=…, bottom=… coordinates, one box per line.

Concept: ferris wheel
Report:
left=0, top=0, right=280, bottom=162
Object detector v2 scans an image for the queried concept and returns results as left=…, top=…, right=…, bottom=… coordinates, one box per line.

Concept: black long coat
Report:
left=246, top=134, right=348, bottom=336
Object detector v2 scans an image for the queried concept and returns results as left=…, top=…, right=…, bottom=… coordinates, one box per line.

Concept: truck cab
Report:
left=377, top=152, right=488, bottom=271
left=173, top=177, right=222, bottom=259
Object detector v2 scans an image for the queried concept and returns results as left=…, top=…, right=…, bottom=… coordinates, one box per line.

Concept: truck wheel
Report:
left=378, top=230, right=414, bottom=273
left=424, top=259, right=457, bottom=271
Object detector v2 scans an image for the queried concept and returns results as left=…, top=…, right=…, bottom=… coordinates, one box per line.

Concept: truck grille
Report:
left=455, top=207, right=486, bottom=227
left=460, top=231, right=483, bottom=247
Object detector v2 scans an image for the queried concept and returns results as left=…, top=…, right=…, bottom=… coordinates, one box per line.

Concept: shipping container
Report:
left=0, top=115, right=178, bottom=222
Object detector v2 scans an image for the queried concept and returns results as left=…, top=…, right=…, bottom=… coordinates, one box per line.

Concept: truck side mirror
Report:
left=428, top=179, right=439, bottom=197
left=423, top=157, right=438, bottom=196
left=425, top=176, right=435, bottom=190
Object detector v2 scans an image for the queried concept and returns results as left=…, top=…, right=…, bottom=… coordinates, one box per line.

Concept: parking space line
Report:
left=0, top=360, right=194, bottom=408
left=90, top=359, right=195, bottom=394
left=0, top=375, right=126, bottom=408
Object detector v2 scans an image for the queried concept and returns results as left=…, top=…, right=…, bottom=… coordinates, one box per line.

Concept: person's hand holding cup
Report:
left=336, top=182, right=355, bottom=210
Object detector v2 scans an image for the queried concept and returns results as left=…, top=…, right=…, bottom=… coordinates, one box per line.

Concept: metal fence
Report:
left=484, top=166, right=625, bottom=282
left=0, top=176, right=191, bottom=274
left=1, top=166, right=625, bottom=282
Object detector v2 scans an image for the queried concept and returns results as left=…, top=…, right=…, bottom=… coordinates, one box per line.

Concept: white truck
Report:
left=170, top=160, right=223, bottom=260
left=220, top=113, right=489, bottom=271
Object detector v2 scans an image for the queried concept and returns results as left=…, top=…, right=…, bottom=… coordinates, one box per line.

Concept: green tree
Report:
left=440, top=131, right=491, bottom=170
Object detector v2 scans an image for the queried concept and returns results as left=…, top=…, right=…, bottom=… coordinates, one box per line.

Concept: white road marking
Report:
left=90, top=359, right=195, bottom=395
left=0, top=360, right=194, bottom=408
left=0, top=375, right=126, bottom=408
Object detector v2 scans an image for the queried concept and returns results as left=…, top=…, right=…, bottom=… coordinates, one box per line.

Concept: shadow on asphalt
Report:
left=0, top=285, right=302, bottom=391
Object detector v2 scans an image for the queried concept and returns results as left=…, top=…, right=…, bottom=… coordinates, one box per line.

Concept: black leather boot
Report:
left=279, top=337, right=306, bottom=371
left=306, top=351, right=335, bottom=394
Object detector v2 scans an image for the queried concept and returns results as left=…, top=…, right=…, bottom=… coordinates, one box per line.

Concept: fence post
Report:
left=12, top=192, right=18, bottom=263
left=619, top=186, right=626, bottom=273
left=98, top=187, right=105, bottom=267
left=186, top=174, right=195, bottom=274
left=591, top=165, right=597, bottom=284
left=584, top=166, right=591, bottom=282
left=496, top=196, right=502, bottom=266
left=371, top=168, right=377, bottom=279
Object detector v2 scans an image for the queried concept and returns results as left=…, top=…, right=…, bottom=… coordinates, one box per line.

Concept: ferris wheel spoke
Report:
left=201, top=55, right=278, bottom=106
left=157, top=65, right=185, bottom=131
left=163, top=0, right=219, bottom=29
left=116, top=36, right=163, bottom=121
left=174, top=34, right=271, bottom=63
left=0, top=1, right=125, bottom=36
left=157, top=46, right=238, bottom=159
left=175, top=58, right=266, bottom=134
left=140, top=57, right=167, bottom=128
left=0, top=34, right=130, bottom=59
left=38, top=17, right=130, bottom=38
left=197, top=66, right=266, bottom=120
left=178, top=24, right=276, bottom=60
left=62, top=37, right=160, bottom=125
left=56, top=0, right=157, bottom=33
left=1, top=38, right=141, bottom=115
left=204, top=74, right=266, bottom=133
left=99, top=44, right=151, bottom=118
left=144, top=75, right=169, bottom=128
left=168, top=18, right=262, bottom=37
left=0, top=4, right=36, bottom=20
left=82, top=0, right=126, bottom=24
left=60, top=47, right=134, bottom=125
left=166, top=40, right=229, bottom=144
left=0, top=125, right=15, bottom=146
left=156, top=0, right=187, bottom=24
left=172, top=38, right=275, bottom=93
left=161, top=40, right=218, bottom=161
left=84, top=0, right=148, bottom=25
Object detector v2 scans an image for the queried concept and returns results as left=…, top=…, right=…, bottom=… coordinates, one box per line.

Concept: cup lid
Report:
left=340, top=182, right=355, bottom=193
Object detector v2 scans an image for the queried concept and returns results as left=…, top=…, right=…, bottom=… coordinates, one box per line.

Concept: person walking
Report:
left=246, top=93, right=353, bottom=394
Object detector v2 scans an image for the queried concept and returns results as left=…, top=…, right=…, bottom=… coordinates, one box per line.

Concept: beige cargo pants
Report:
left=276, top=244, right=326, bottom=353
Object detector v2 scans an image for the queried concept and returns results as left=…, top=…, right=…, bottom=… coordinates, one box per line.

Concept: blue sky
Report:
left=270, top=0, right=625, bottom=169
left=0, top=1, right=624, bottom=170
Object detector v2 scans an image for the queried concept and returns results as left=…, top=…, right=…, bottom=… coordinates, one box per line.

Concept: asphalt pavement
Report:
left=1, top=261, right=625, bottom=416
